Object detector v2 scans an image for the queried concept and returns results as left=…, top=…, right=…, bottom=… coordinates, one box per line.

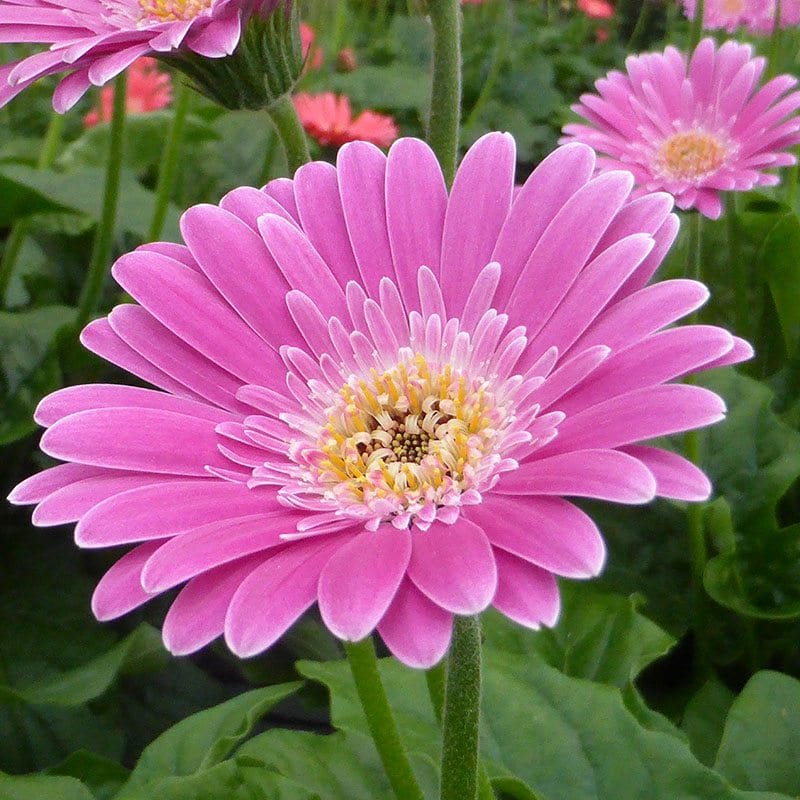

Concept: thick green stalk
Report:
left=440, top=615, right=482, bottom=800
left=344, top=638, right=425, bottom=800
left=76, top=72, right=127, bottom=331
left=767, top=0, right=783, bottom=78
left=427, top=0, right=462, bottom=186
left=627, top=0, right=653, bottom=49
left=684, top=211, right=709, bottom=672
left=0, top=112, right=65, bottom=305
left=688, top=0, right=705, bottom=50
left=148, top=80, right=191, bottom=241
left=259, top=125, right=280, bottom=186
left=728, top=194, right=750, bottom=342
left=266, top=92, right=311, bottom=174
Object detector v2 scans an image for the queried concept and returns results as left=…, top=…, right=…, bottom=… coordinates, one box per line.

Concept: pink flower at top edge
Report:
left=84, top=57, right=172, bottom=127
left=0, top=0, right=284, bottom=111
left=9, top=134, right=751, bottom=668
left=293, top=91, right=399, bottom=149
left=578, top=0, right=614, bottom=20
left=561, top=38, right=800, bottom=218
left=681, top=0, right=799, bottom=33
left=300, top=21, right=322, bottom=70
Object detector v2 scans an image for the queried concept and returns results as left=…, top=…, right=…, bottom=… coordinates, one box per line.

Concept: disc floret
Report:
left=311, top=349, right=514, bottom=531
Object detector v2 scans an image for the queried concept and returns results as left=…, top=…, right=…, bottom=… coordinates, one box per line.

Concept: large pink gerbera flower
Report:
left=10, top=134, right=749, bottom=668
left=0, top=0, right=282, bottom=110
left=561, top=39, right=800, bottom=218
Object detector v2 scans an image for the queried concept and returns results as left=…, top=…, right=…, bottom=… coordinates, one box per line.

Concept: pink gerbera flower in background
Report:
left=561, top=39, right=800, bottom=218
left=0, top=0, right=283, bottom=110
left=681, top=0, right=799, bottom=32
left=293, top=92, right=399, bottom=149
left=84, top=57, right=172, bottom=127
left=9, top=133, right=750, bottom=668
left=300, top=21, right=322, bottom=70
left=578, top=0, right=614, bottom=20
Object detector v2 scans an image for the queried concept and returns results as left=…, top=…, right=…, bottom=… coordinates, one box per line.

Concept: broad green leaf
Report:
left=239, top=729, right=398, bottom=799
left=0, top=164, right=180, bottom=241
left=0, top=624, right=167, bottom=707
left=483, top=584, right=675, bottom=687
left=681, top=680, right=736, bottom=766
left=120, top=684, right=301, bottom=793
left=715, top=671, right=800, bottom=795
left=0, top=305, right=74, bottom=445
left=48, top=751, right=130, bottom=800
left=300, top=634, right=789, bottom=800
left=759, top=213, right=800, bottom=356
left=329, top=65, right=430, bottom=112
left=0, top=772, right=95, bottom=800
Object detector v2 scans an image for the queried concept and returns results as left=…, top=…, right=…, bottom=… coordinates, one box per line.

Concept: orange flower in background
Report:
left=336, top=47, right=358, bottom=72
left=293, top=92, right=399, bottom=148
left=300, top=21, right=323, bottom=70
left=578, top=0, right=614, bottom=18
left=84, top=57, right=172, bottom=128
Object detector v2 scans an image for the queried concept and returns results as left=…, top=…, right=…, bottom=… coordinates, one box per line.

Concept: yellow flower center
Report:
left=314, top=352, right=508, bottom=515
left=138, top=0, right=212, bottom=22
left=721, top=0, right=745, bottom=15
left=657, top=130, right=728, bottom=181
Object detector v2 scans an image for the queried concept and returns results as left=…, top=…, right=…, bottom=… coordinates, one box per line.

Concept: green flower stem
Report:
left=0, top=112, right=65, bottom=305
left=728, top=194, right=750, bottom=343
left=427, top=0, right=462, bottom=187
left=148, top=79, right=191, bottom=241
left=343, top=638, right=425, bottom=800
left=627, top=0, right=653, bottom=49
left=440, top=615, right=483, bottom=800
left=266, top=92, right=311, bottom=175
left=259, top=125, right=280, bottom=186
left=684, top=211, right=710, bottom=672
left=767, top=0, right=783, bottom=78
left=688, top=0, right=705, bottom=50
left=75, top=72, right=127, bottom=332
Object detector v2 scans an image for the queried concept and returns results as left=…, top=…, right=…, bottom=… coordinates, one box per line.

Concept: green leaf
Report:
left=119, top=684, right=301, bottom=794
left=759, top=213, right=800, bottom=356
left=681, top=680, right=736, bottom=766
left=0, top=772, right=95, bottom=800
left=47, top=751, right=130, bottom=800
left=0, top=624, right=167, bottom=707
left=715, top=671, right=800, bottom=795
left=483, top=583, right=675, bottom=687
left=329, top=65, right=430, bottom=112
left=0, top=305, right=74, bottom=445
left=299, top=632, right=789, bottom=800
left=0, top=164, right=180, bottom=241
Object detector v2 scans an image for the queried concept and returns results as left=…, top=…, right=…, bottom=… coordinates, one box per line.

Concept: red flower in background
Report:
left=578, top=0, right=614, bottom=18
left=293, top=92, right=398, bottom=148
left=300, top=21, right=323, bottom=70
left=84, top=58, right=172, bottom=128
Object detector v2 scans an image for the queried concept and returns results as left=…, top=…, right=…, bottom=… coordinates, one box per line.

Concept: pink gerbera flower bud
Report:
left=84, top=57, right=172, bottom=128
left=9, top=135, right=750, bottom=668
left=0, top=0, right=301, bottom=111
left=293, top=92, right=399, bottom=149
left=561, top=38, right=800, bottom=218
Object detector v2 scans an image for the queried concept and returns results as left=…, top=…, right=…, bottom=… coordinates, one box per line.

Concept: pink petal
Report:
left=40, top=407, right=229, bottom=476
left=466, top=495, right=605, bottom=578
left=385, top=138, right=447, bottom=310
left=141, top=513, right=295, bottom=592
left=492, top=549, right=561, bottom=629
left=440, top=132, right=516, bottom=316
left=225, top=536, right=345, bottom=658
left=8, top=463, right=107, bottom=505
left=492, top=142, right=595, bottom=308
left=407, top=518, right=497, bottom=615
left=91, top=540, right=165, bottom=621
left=497, top=449, right=657, bottom=504
left=337, top=141, right=394, bottom=299
left=163, top=555, right=264, bottom=656
left=378, top=579, right=453, bottom=668
left=75, top=480, right=278, bottom=546
left=318, top=528, right=411, bottom=641
left=621, top=445, right=712, bottom=501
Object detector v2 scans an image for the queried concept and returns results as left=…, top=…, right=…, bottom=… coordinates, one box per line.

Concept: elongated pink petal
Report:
left=8, top=463, right=107, bottom=505
left=466, top=495, right=605, bottom=578
left=492, top=549, right=561, bottom=629
left=407, top=519, right=497, bottom=615
left=621, top=445, right=712, bottom=500
left=318, top=528, right=411, bottom=641
left=378, top=579, right=452, bottom=668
